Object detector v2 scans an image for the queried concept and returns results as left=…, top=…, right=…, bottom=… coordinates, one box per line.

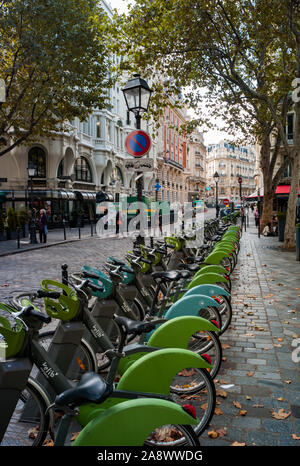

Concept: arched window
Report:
left=57, top=159, right=64, bottom=178
left=114, top=166, right=124, bottom=186
left=74, top=157, right=92, bottom=182
left=28, top=147, right=46, bottom=178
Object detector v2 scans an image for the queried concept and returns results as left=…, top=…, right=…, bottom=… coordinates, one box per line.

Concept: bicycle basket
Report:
left=0, top=302, right=25, bottom=358
left=40, top=279, right=80, bottom=321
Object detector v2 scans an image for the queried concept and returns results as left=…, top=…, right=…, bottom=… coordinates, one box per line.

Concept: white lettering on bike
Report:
left=91, top=325, right=104, bottom=339
left=41, top=362, right=58, bottom=378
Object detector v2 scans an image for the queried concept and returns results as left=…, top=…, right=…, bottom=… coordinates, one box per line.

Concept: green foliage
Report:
left=277, top=211, right=287, bottom=218
left=0, top=209, right=4, bottom=233
left=17, top=209, right=30, bottom=226
left=6, top=207, right=18, bottom=231
left=0, top=0, right=114, bottom=157
left=296, top=223, right=300, bottom=228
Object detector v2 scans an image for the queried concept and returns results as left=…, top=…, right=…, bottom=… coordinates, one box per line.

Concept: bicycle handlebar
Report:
left=36, top=290, right=61, bottom=299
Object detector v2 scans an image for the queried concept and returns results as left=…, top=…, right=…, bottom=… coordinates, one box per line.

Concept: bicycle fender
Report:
left=117, top=348, right=212, bottom=395
left=183, top=284, right=230, bottom=299
left=148, top=315, right=220, bottom=349
left=193, top=265, right=228, bottom=277
left=186, top=273, right=228, bottom=289
left=74, top=398, right=198, bottom=446
left=204, top=252, right=230, bottom=264
left=164, top=294, right=220, bottom=320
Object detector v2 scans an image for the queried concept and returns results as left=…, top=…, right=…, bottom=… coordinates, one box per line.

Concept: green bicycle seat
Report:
left=40, top=279, right=80, bottom=321
left=0, top=302, right=25, bottom=358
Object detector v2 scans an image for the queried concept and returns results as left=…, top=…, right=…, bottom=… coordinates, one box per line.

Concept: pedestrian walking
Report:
left=254, top=208, right=259, bottom=227
left=38, top=209, right=48, bottom=243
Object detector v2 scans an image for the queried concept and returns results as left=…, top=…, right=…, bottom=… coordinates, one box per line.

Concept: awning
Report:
left=246, top=185, right=300, bottom=199
left=75, top=191, right=96, bottom=201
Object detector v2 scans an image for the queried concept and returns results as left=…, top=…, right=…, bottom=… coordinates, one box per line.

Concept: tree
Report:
left=113, top=0, right=297, bottom=243
left=0, top=0, right=113, bottom=158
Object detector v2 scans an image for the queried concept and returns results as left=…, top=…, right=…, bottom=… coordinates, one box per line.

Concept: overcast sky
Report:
left=107, top=0, right=229, bottom=146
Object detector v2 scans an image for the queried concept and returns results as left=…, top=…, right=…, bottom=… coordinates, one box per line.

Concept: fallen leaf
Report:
left=201, top=403, right=208, bottom=410
left=182, top=394, right=202, bottom=400
left=43, top=439, right=54, bottom=446
left=246, top=311, right=254, bottom=315
left=271, top=409, right=291, bottom=420
left=222, top=357, right=227, bottom=361
left=208, top=430, right=219, bottom=439
left=277, top=398, right=284, bottom=402
left=239, top=410, right=247, bottom=416
left=284, top=321, right=290, bottom=325
left=263, top=294, right=274, bottom=299
left=214, top=407, right=223, bottom=415
left=233, top=401, right=242, bottom=409
left=247, top=295, right=257, bottom=299
left=28, top=426, right=39, bottom=439
left=71, top=432, right=80, bottom=442
left=216, top=428, right=227, bottom=437
left=284, top=380, right=292, bottom=384
left=246, top=396, right=252, bottom=400
left=222, top=343, right=231, bottom=349
left=274, top=344, right=282, bottom=348
left=178, top=369, right=196, bottom=377
left=277, top=338, right=284, bottom=342
left=216, top=389, right=228, bottom=398
left=246, top=254, right=251, bottom=256
left=245, top=333, right=254, bottom=337
left=231, top=441, right=246, bottom=446
left=247, top=372, right=254, bottom=377
left=292, top=434, right=300, bottom=440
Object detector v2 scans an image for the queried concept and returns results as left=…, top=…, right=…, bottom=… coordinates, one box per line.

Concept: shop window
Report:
left=28, top=147, right=46, bottom=178
left=74, top=157, right=93, bottom=182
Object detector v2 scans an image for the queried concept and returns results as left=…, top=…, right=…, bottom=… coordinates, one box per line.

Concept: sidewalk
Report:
left=201, top=217, right=300, bottom=445
left=0, top=225, right=97, bottom=257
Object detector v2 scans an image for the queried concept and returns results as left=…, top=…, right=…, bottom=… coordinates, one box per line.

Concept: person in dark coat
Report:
left=38, top=209, right=48, bottom=243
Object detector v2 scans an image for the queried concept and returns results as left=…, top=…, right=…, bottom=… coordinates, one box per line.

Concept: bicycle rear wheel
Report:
left=1, top=380, right=50, bottom=446
left=144, top=424, right=200, bottom=446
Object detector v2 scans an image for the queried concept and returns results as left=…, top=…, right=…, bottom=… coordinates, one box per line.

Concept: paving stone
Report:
left=245, top=431, right=278, bottom=446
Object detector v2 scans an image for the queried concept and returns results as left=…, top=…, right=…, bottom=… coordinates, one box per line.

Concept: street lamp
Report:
left=213, top=171, right=220, bottom=218
left=27, top=161, right=37, bottom=244
left=122, top=74, right=152, bottom=245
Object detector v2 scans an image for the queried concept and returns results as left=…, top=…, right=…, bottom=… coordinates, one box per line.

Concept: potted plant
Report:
left=296, top=222, right=300, bottom=261
left=6, top=207, right=18, bottom=240
left=277, top=211, right=286, bottom=242
left=17, top=209, right=30, bottom=238
left=0, top=209, right=5, bottom=241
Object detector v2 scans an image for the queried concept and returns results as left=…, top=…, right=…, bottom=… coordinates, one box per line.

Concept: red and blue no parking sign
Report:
left=125, top=130, right=151, bottom=158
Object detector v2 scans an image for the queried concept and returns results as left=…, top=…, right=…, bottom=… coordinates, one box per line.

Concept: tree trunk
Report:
left=283, top=155, right=300, bottom=249
left=261, top=182, right=275, bottom=231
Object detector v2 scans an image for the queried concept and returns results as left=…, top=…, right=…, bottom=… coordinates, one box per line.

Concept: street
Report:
left=0, top=212, right=300, bottom=445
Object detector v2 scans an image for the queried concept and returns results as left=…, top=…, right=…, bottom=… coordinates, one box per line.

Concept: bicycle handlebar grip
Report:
left=139, top=257, right=151, bottom=264
left=36, top=290, right=61, bottom=299
left=24, top=307, right=51, bottom=324
left=82, top=271, right=101, bottom=280
left=86, top=280, right=104, bottom=293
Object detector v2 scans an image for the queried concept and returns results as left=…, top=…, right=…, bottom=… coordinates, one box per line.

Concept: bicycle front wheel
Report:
left=144, top=424, right=200, bottom=446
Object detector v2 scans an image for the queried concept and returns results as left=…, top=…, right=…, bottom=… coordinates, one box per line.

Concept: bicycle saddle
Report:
left=178, top=263, right=200, bottom=272
left=55, top=372, right=112, bottom=407
left=114, top=315, right=156, bottom=336
left=151, top=271, right=183, bottom=282
left=178, top=270, right=193, bottom=279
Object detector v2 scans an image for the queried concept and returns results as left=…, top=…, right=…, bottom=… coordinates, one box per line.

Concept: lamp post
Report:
left=27, top=162, right=37, bottom=244
left=122, top=73, right=152, bottom=245
left=213, top=171, right=220, bottom=218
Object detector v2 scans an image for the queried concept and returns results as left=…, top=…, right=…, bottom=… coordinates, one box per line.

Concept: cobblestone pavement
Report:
left=0, top=213, right=300, bottom=446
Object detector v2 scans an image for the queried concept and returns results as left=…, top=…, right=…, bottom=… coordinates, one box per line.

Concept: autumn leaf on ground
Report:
left=245, top=333, right=254, bottom=337
left=246, top=311, right=254, bottom=315
left=220, top=380, right=229, bottom=384
left=284, top=380, right=292, bottom=384
left=244, top=303, right=249, bottom=307
left=247, top=295, right=257, bottom=299
left=216, top=389, right=228, bottom=398
left=182, top=394, right=202, bottom=400
left=28, top=426, right=39, bottom=439
left=284, top=321, right=290, bottom=325
left=274, top=344, right=282, bottom=348
left=214, top=407, right=223, bottom=415
left=247, top=372, right=254, bottom=377
left=277, top=338, right=284, bottom=342
left=222, top=356, right=227, bottom=361
left=208, top=430, right=218, bottom=439
left=233, top=401, right=242, bottom=409
left=201, top=403, right=208, bottom=410
left=221, top=343, right=231, bottom=349
left=43, top=439, right=54, bottom=446
left=216, top=428, right=227, bottom=437
left=231, top=441, right=246, bottom=446
left=277, top=397, right=284, bottom=402
left=239, top=410, right=247, bottom=416
left=292, top=434, right=300, bottom=440
left=71, top=432, right=80, bottom=442
left=246, top=396, right=252, bottom=400
left=178, top=369, right=196, bottom=377
left=263, top=294, right=274, bottom=299
left=271, top=409, right=291, bottom=420
left=247, top=254, right=251, bottom=256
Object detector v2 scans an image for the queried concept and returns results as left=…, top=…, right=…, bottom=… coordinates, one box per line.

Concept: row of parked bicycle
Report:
left=0, top=215, right=241, bottom=446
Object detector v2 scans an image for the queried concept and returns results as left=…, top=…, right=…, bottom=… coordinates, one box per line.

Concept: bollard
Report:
left=91, top=222, right=93, bottom=237
left=78, top=227, right=81, bottom=239
left=63, top=220, right=66, bottom=241
left=247, top=214, right=249, bottom=227
left=150, top=236, right=154, bottom=248
left=61, top=264, right=68, bottom=288
left=244, top=215, right=246, bottom=232
left=17, top=228, right=20, bottom=249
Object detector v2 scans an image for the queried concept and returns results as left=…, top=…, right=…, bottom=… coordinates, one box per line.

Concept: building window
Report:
left=28, top=147, right=46, bottom=178
left=57, top=159, right=64, bottom=178
left=96, top=117, right=101, bottom=138
left=74, top=157, right=93, bottom=182
left=287, top=114, right=294, bottom=140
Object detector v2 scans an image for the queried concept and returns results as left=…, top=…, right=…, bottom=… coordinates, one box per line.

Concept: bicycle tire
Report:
left=187, top=330, right=222, bottom=380
left=218, top=295, right=232, bottom=335
left=1, top=380, right=50, bottom=446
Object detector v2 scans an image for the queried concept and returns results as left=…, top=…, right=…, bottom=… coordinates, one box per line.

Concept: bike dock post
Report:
left=78, top=227, right=81, bottom=239
left=63, top=219, right=66, bottom=241
left=91, top=222, right=93, bottom=237
left=61, top=263, right=68, bottom=286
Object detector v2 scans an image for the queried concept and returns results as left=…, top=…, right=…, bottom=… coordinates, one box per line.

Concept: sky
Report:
left=107, top=0, right=229, bottom=146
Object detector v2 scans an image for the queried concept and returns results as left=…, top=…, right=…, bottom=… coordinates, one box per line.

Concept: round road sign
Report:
left=125, top=130, right=151, bottom=158
left=238, top=177, right=242, bottom=184
left=223, top=199, right=230, bottom=205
